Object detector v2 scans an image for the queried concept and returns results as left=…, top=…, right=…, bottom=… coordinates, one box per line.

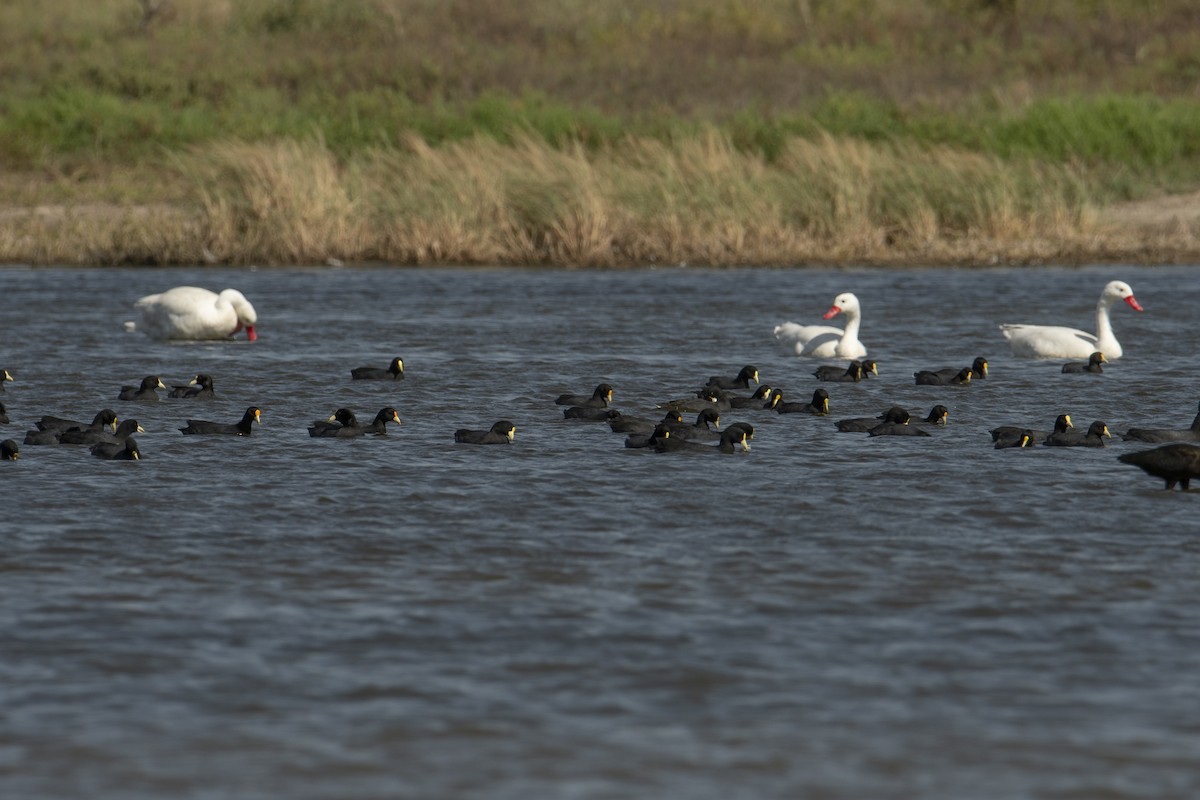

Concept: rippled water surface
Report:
left=3, top=264, right=1199, bottom=799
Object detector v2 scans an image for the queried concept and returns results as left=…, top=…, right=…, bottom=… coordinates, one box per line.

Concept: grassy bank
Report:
left=1, top=0, right=1199, bottom=266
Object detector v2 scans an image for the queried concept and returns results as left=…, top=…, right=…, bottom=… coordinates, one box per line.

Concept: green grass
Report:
left=1, top=0, right=1198, bottom=265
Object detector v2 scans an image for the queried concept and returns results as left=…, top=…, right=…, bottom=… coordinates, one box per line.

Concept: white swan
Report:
left=132, top=287, right=258, bottom=341
left=773, top=292, right=867, bottom=359
left=999, top=280, right=1142, bottom=359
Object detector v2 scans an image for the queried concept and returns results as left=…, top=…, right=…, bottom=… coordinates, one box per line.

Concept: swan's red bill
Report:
left=1125, top=295, right=1144, bottom=312
left=822, top=305, right=841, bottom=320
left=245, top=325, right=257, bottom=341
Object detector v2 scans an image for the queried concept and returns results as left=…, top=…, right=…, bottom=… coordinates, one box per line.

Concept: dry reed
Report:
left=2, top=131, right=1194, bottom=267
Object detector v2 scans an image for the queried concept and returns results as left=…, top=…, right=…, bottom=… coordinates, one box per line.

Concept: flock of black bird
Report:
left=0, top=357, right=507, bottom=462
left=2, top=352, right=1198, bottom=490
left=541, top=352, right=1200, bottom=490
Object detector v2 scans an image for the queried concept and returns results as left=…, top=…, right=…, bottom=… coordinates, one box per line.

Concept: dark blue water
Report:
left=2, top=264, right=1199, bottom=799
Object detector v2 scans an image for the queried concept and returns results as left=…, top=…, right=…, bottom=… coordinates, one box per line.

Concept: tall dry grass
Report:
left=0, top=130, right=1129, bottom=266
left=154, top=131, right=1101, bottom=267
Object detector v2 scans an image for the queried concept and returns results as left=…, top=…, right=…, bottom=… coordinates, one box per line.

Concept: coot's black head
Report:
left=926, top=405, right=950, bottom=425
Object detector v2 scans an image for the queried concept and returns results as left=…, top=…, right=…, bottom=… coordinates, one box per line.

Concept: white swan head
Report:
left=822, top=292, right=861, bottom=320
left=219, top=289, right=258, bottom=341
left=1101, top=280, right=1143, bottom=312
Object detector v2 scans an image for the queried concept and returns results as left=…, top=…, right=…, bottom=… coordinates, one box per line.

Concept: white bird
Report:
left=999, top=280, right=1142, bottom=359
left=773, top=292, right=867, bottom=359
left=131, top=287, right=258, bottom=342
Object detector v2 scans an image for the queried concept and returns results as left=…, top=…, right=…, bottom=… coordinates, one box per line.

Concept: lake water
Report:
left=2, top=263, right=1198, bottom=799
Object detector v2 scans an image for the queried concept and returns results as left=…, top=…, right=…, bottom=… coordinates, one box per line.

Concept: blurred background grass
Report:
left=1, top=0, right=1198, bottom=265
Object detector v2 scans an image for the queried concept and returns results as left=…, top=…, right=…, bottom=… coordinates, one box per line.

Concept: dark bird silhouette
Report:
left=994, top=429, right=1035, bottom=449
left=654, top=426, right=751, bottom=454
left=308, top=408, right=358, bottom=437
left=310, top=407, right=400, bottom=437
left=836, top=406, right=909, bottom=433
left=60, top=419, right=144, bottom=446
left=169, top=374, right=216, bottom=398
left=454, top=420, right=516, bottom=444
left=351, top=357, right=405, bottom=380
left=90, top=437, right=141, bottom=460
left=1061, top=352, right=1106, bottom=374
left=118, top=375, right=166, bottom=402
left=705, top=365, right=759, bottom=390
left=991, top=414, right=1072, bottom=447
left=768, top=388, right=830, bottom=415
left=36, top=409, right=118, bottom=433
left=1, top=439, right=18, bottom=460
left=1045, top=420, right=1110, bottom=447
left=1118, top=444, right=1200, bottom=490
left=815, top=362, right=863, bottom=383
left=918, top=405, right=950, bottom=426
left=180, top=406, right=261, bottom=435
left=555, top=384, right=613, bottom=408
left=914, top=366, right=973, bottom=386
left=728, top=384, right=774, bottom=409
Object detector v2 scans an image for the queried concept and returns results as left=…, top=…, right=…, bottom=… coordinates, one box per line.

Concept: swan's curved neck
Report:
left=840, top=310, right=861, bottom=341
left=1094, top=295, right=1115, bottom=343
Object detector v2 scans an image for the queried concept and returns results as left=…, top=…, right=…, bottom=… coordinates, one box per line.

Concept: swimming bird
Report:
left=999, top=280, right=1142, bottom=359
left=1, top=439, right=18, bottom=460
left=132, top=286, right=257, bottom=341
left=169, top=374, right=216, bottom=398
left=914, top=367, right=972, bottom=386
left=118, top=376, right=166, bottom=402
left=994, top=430, right=1035, bottom=449
left=705, top=365, right=759, bottom=390
left=666, top=408, right=722, bottom=441
left=308, top=408, right=358, bottom=437
left=836, top=406, right=911, bottom=433
left=351, top=357, right=405, bottom=381
left=348, top=407, right=402, bottom=436
left=815, top=362, right=864, bottom=383
left=454, top=420, right=516, bottom=444
left=768, top=388, right=830, bottom=415
left=655, top=426, right=751, bottom=454
left=773, top=292, right=867, bottom=359
left=555, top=384, right=613, bottom=408
left=59, top=419, right=145, bottom=446
left=1061, top=352, right=1106, bottom=374
left=624, top=423, right=672, bottom=449
left=867, top=416, right=932, bottom=437
left=310, top=407, right=401, bottom=437
left=0, top=369, right=12, bottom=392
left=917, top=405, right=951, bottom=426
left=1117, top=444, right=1200, bottom=490
left=36, top=409, right=118, bottom=434
left=1121, top=401, right=1200, bottom=443
left=1045, top=420, right=1110, bottom=447
left=991, top=414, right=1072, bottom=447
left=728, top=385, right=774, bottom=409
left=90, top=437, right=141, bottom=460
left=180, top=406, right=261, bottom=436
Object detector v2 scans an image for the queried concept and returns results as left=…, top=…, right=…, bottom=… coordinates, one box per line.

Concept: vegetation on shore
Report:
left=1, top=0, right=1199, bottom=266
